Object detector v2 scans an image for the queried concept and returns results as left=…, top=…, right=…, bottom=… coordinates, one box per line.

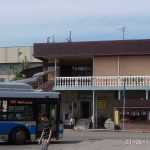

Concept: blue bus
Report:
left=0, top=82, right=63, bottom=144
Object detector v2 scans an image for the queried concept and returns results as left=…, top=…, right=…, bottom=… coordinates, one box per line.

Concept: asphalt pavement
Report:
left=1, top=130, right=150, bottom=150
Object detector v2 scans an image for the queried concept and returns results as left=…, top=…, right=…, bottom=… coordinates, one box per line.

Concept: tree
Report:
left=12, top=56, right=30, bottom=80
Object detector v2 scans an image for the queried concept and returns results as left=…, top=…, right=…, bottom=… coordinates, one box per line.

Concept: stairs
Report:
left=37, top=81, right=54, bottom=91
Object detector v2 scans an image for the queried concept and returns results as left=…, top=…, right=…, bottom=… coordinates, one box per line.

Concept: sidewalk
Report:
left=87, top=128, right=150, bottom=133
left=87, top=122, right=150, bottom=133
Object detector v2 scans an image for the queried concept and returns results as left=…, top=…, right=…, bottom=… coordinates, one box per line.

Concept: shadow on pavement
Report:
left=0, top=140, right=82, bottom=146
left=0, top=141, right=38, bottom=146
left=55, top=140, right=82, bottom=144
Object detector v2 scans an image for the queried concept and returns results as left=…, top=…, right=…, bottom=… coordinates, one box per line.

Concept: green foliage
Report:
left=13, top=71, right=25, bottom=80
left=13, top=56, right=30, bottom=80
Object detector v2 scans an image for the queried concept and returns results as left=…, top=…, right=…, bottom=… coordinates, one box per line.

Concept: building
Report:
left=34, top=39, right=150, bottom=129
left=0, top=46, right=41, bottom=81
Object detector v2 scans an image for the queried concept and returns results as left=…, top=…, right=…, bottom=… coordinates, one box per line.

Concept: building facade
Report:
left=34, top=39, right=150, bottom=129
left=0, top=46, right=41, bottom=81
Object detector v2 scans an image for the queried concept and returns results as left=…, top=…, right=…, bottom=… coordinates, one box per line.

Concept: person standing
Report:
left=70, top=117, right=75, bottom=129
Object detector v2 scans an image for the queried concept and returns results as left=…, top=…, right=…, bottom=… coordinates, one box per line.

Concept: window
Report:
left=0, top=78, right=5, bottom=82
left=0, top=100, right=34, bottom=121
left=0, top=100, right=8, bottom=120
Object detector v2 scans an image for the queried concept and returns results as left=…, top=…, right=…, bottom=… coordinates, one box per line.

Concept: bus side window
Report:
left=2, top=101, right=7, bottom=112
left=0, top=100, right=8, bottom=120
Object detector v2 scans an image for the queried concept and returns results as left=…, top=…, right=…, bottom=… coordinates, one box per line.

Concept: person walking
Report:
left=39, top=114, right=52, bottom=150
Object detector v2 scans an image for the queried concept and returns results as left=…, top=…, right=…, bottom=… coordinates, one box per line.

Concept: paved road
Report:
left=64, top=129, right=150, bottom=141
left=1, top=130, right=150, bottom=150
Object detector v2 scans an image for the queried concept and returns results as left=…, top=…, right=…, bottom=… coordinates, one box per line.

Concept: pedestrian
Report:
left=38, top=114, right=52, bottom=150
left=70, top=117, right=75, bottom=129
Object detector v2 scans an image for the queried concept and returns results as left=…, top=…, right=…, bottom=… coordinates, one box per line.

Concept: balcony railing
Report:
left=55, top=76, right=150, bottom=90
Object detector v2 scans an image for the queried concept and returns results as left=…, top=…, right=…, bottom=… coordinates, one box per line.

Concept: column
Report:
left=92, top=56, right=95, bottom=76
left=118, top=90, right=121, bottom=100
left=117, top=56, right=120, bottom=76
left=92, top=90, right=95, bottom=128
left=148, top=112, right=150, bottom=120
left=43, top=60, right=48, bottom=72
left=54, top=58, right=57, bottom=87
left=146, top=90, right=149, bottom=101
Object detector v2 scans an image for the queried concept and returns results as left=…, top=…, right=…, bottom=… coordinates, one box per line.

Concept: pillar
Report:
left=117, top=56, right=120, bottom=76
left=148, top=111, right=150, bottom=120
left=146, top=90, right=149, bottom=101
left=118, top=90, right=121, bottom=100
left=54, top=58, right=57, bottom=87
left=92, top=90, right=95, bottom=128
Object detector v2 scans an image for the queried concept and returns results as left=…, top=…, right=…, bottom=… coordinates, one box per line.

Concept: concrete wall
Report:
left=0, top=46, right=41, bottom=63
left=94, top=56, right=150, bottom=76
left=0, top=46, right=42, bottom=81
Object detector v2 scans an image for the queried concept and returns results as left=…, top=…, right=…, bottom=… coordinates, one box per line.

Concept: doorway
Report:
left=35, top=102, right=57, bottom=137
left=80, top=101, right=90, bottom=118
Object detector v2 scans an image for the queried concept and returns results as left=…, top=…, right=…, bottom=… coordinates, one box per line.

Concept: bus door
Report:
left=35, top=101, right=57, bottom=137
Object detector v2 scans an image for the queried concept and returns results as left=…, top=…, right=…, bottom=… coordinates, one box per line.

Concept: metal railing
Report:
left=55, top=76, right=150, bottom=89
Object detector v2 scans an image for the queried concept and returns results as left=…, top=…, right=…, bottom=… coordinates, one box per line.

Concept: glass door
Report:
left=36, top=102, right=58, bottom=137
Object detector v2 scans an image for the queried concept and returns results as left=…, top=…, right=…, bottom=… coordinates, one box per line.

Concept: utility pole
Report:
left=67, top=31, right=72, bottom=42
left=52, top=34, right=55, bottom=43
left=122, top=27, right=126, bottom=40
left=47, top=36, right=50, bottom=43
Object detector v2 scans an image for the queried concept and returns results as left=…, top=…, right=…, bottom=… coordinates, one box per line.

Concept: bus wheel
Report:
left=10, top=128, right=27, bottom=144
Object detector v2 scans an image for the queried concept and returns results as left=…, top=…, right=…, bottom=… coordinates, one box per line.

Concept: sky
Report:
left=0, top=0, right=150, bottom=46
